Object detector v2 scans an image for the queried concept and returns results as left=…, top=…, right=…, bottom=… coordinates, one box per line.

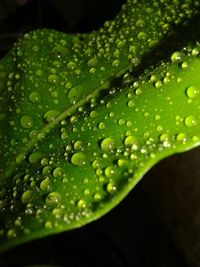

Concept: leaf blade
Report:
left=0, top=0, right=200, bottom=251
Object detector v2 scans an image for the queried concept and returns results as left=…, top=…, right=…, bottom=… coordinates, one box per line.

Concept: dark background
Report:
left=0, top=1, right=198, bottom=266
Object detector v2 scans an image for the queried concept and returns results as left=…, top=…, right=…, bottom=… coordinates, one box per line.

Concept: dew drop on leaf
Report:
left=46, top=192, right=62, bottom=208
left=184, top=115, right=197, bottom=128
left=20, top=115, right=33, bottom=129
left=21, top=190, right=34, bottom=204
left=77, top=199, right=87, bottom=209
left=43, top=110, right=59, bottom=123
left=100, top=137, right=115, bottom=151
left=48, top=74, right=58, bottom=83
left=106, top=182, right=117, bottom=194
left=71, top=152, right=86, bottom=166
left=176, top=133, right=187, bottom=143
left=186, top=85, right=199, bottom=99
left=40, top=178, right=51, bottom=192
left=171, top=51, right=183, bottom=63
left=53, top=167, right=64, bottom=178
left=29, top=91, right=41, bottom=103
left=29, top=151, right=43, bottom=164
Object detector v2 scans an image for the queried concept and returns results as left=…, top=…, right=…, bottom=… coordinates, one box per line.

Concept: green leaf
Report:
left=0, top=0, right=200, bottom=251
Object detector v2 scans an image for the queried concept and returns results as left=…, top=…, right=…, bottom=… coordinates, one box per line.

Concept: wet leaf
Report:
left=0, top=0, right=200, bottom=251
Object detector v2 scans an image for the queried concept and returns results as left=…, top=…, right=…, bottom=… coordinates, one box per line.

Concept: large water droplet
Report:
left=71, top=152, right=86, bottom=166
left=46, top=192, right=62, bottom=208
left=43, top=110, right=59, bottom=123
left=40, top=178, right=51, bottom=192
left=106, top=181, right=117, bottom=194
left=29, top=151, right=43, bottom=164
left=184, top=115, right=197, bottom=128
left=101, top=137, right=115, bottom=151
left=20, top=115, right=33, bottom=129
left=29, top=91, right=41, bottom=103
left=21, top=190, right=34, bottom=204
left=186, top=85, right=199, bottom=99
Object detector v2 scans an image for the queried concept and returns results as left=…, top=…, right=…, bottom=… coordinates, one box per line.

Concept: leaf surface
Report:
left=0, top=0, right=200, bottom=251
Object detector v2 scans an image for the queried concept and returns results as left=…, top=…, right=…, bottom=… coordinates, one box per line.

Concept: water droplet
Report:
left=176, top=133, right=187, bottom=143
left=98, top=122, right=106, bottom=130
left=7, top=229, right=16, bottom=239
left=185, top=115, right=197, bottom=128
left=74, top=140, right=83, bottom=150
left=105, top=166, right=116, bottom=178
left=90, top=111, right=98, bottom=118
left=84, top=188, right=90, bottom=196
left=77, top=199, right=87, bottom=209
left=87, top=58, right=98, bottom=67
left=159, top=133, right=169, bottom=142
left=46, top=192, right=62, bottom=208
left=21, top=190, right=34, bottom=204
left=135, top=19, right=145, bottom=28
left=124, top=135, right=138, bottom=147
left=192, top=47, right=199, bottom=57
left=171, top=51, right=183, bottom=63
left=117, top=159, right=128, bottom=167
left=20, top=115, right=33, bottom=128
left=106, top=182, right=117, bottom=194
left=40, top=178, right=51, bottom=192
left=29, top=151, right=43, bottom=164
left=71, top=152, right=86, bottom=166
left=181, top=61, right=188, bottom=69
left=16, top=152, right=26, bottom=164
left=28, top=91, right=41, bottom=103
left=48, top=74, right=58, bottom=83
left=137, top=32, right=147, bottom=40
left=68, top=86, right=81, bottom=104
left=67, top=61, right=77, bottom=70
left=93, top=193, right=102, bottom=201
left=43, top=110, right=59, bottom=123
left=186, top=85, right=199, bottom=99
left=53, top=167, right=64, bottom=178
left=45, top=221, right=53, bottom=229
left=112, top=60, right=120, bottom=67
left=101, top=137, right=115, bottom=151
left=61, top=132, right=68, bottom=140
